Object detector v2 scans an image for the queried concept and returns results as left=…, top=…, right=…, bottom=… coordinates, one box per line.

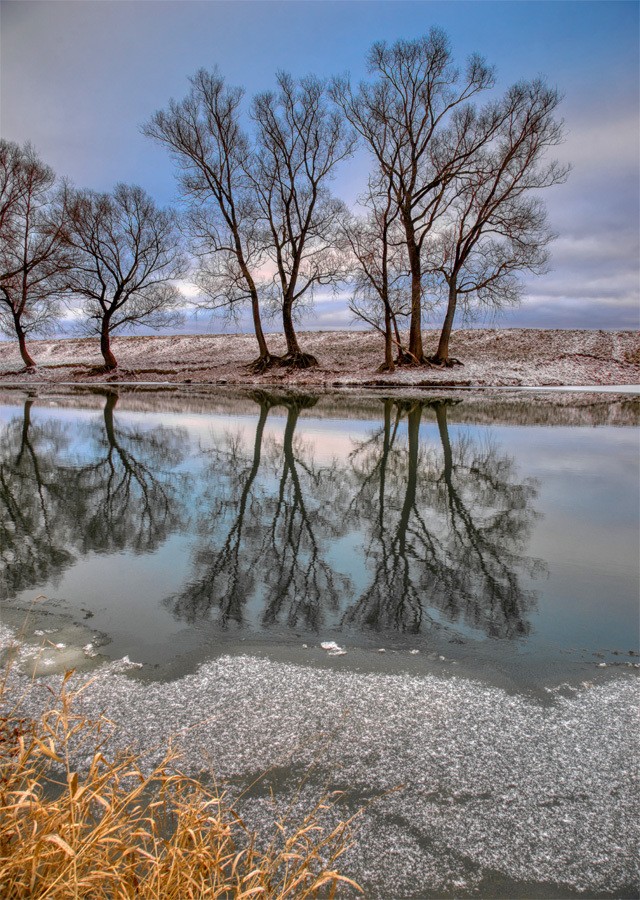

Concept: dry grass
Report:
left=0, top=670, right=361, bottom=898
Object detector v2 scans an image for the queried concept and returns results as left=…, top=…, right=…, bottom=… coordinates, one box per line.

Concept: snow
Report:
left=2, top=621, right=638, bottom=897
left=0, top=328, right=638, bottom=388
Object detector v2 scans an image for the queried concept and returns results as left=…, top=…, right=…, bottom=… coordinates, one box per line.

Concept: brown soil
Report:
left=0, top=329, right=638, bottom=388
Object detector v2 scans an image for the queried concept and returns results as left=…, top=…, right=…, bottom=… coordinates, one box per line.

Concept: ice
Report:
left=2, top=626, right=638, bottom=896
left=320, top=641, right=346, bottom=655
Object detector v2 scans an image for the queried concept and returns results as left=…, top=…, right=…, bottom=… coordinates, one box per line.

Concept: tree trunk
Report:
left=406, top=238, right=424, bottom=364
left=379, top=228, right=394, bottom=372
left=397, top=402, right=422, bottom=554
left=231, top=230, right=274, bottom=370
left=431, top=280, right=458, bottom=366
left=379, top=275, right=395, bottom=371
left=102, top=391, right=119, bottom=447
left=384, top=303, right=395, bottom=372
left=245, top=276, right=277, bottom=372
left=15, top=318, right=36, bottom=369
left=391, top=311, right=406, bottom=360
left=100, top=318, right=118, bottom=370
left=250, top=288, right=270, bottom=359
left=282, top=296, right=301, bottom=356
left=280, top=295, right=318, bottom=369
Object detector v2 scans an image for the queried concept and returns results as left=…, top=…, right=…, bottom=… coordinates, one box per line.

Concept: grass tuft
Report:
left=0, top=669, right=361, bottom=898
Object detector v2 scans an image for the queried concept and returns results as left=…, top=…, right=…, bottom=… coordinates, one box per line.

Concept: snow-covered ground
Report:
left=2, top=624, right=638, bottom=898
left=1, top=328, right=639, bottom=388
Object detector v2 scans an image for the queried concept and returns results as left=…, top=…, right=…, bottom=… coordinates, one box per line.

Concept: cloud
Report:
left=557, top=110, right=639, bottom=173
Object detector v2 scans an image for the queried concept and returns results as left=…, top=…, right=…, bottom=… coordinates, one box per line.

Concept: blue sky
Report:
left=1, top=0, right=638, bottom=331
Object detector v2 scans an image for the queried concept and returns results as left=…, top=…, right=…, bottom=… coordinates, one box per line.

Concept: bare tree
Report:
left=145, top=69, right=276, bottom=371
left=344, top=177, right=410, bottom=371
left=333, top=30, right=499, bottom=364
left=64, top=184, right=187, bottom=370
left=0, top=141, right=72, bottom=369
left=252, top=72, right=356, bottom=368
left=427, top=80, right=568, bottom=365
left=0, top=141, right=24, bottom=239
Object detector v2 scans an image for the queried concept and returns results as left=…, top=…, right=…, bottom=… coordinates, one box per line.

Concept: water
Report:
left=1, top=386, right=638, bottom=897
left=0, top=386, right=638, bottom=690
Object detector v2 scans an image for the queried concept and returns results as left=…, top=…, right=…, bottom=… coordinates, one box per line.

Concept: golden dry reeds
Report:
left=0, top=669, right=361, bottom=898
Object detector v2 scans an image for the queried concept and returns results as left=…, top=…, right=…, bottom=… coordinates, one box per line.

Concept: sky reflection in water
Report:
left=0, top=389, right=638, bottom=686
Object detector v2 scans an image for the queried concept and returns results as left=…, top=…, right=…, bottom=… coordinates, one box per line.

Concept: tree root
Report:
left=396, top=352, right=464, bottom=368
left=377, top=361, right=396, bottom=374
left=246, top=354, right=282, bottom=374
left=427, top=355, right=464, bottom=368
left=85, top=364, right=118, bottom=377
left=395, top=351, right=439, bottom=367
left=395, top=349, right=420, bottom=366
left=277, top=351, right=319, bottom=370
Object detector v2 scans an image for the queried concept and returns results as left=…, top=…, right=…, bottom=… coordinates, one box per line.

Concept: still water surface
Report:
left=1, top=387, right=637, bottom=691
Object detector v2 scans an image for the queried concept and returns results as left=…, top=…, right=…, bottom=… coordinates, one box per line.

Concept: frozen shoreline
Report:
left=2, top=622, right=638, bottom=898
left=1, top=328, right=639, bottom=389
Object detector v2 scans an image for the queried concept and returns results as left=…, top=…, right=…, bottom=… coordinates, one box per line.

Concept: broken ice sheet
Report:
left=320, top=641, right=346, bottom=655
left=2, top=631, right=637, bottom=897
left=320, top=641, right=341, bottom=651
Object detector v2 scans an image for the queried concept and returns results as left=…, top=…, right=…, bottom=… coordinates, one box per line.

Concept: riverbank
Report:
left=1, top=328, right=639, bottom=388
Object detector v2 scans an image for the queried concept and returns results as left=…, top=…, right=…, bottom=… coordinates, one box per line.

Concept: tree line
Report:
left=0, top=29, right=568, bottom=373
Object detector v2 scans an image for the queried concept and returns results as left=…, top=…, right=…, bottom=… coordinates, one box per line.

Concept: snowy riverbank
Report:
left=1, top=328, right=639, bottom=389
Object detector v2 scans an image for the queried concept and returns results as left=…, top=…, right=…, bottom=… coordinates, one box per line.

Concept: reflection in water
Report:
left=168, top=392, right=274, bottom=627
left=74, top=392, right=188, bottom=555
left=2, top=388, right=637, bottom=679
left=0, top=396, right=76, bottom=598
left=167, top=393, right=542, bottom=639
left=345, top=400, right=542, bottom=637
left=259, top=394, right=351, bottom=630
left=170, top=393, right=352, bottom=630
left=0, top=392, right=189, bottom=600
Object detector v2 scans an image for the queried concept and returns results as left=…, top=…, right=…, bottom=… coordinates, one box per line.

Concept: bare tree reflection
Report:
left=75, top=391, right=188, bottom=554
left=169, top=392, right=351, bottom=630
left=169, top=391, right=275, bottom=626
left=259, top=394, right=351, bottom=630
left=344, top=400, right=431, bottom=633
left=0, top=392, right=190, bottom=603
left=345, top=399, right=542, bottom=637
left=167, top=392, right=541, bottom=640
left=0, top=397, right=76, bottom=598
left=432, top=401, right=543, bottom=636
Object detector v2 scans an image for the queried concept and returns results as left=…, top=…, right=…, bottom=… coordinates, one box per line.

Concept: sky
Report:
left=1, top=0, right=638, bottom=332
